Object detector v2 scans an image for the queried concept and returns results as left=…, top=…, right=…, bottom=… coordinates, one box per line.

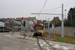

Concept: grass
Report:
left=53, top=35, right=75, bottom=44
left=43, top=32, right=75, bottom=44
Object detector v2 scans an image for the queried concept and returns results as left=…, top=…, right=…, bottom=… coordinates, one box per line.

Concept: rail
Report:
left=36, top=36, right=57, bottom=50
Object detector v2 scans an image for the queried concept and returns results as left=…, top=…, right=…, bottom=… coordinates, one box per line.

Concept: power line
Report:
left=47, top=6, right=61, bottom=13
left=41, top=6, right=62, bottom=12
left=31, top=13, right=62, bottom=15
left=38, top=0, right=48, bottom=17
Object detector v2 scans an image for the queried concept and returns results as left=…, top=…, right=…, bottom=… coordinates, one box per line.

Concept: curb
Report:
left=12, top=33, right=75, bottom=44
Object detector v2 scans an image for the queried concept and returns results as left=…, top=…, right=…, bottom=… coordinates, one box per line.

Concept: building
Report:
left=0, top=22, right=5, bottom=27
left=16, top=17, right=37, bottom=25
left=28, top=17, right=37, bottom=24
left=37, top=20, right=42, bottom=23
left=0, top=17, right=37, bottom=31
left=0, top=18, right=8, bottom=22
left=15, top=17, right=37, bottom=29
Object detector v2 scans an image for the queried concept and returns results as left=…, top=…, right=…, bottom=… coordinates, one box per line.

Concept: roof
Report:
left=28, top=17, right=36, bottom=20
left=16, top=17, right=36, bottom=20
left=45, top=21, right=51, bottom=23
left=22, top=18, right=29, bottom=20
left=15, top=18, right=23, bottom=20
left=0, top=18, right=7, bottom=20
left=34, top=24, right=43, bottom=27
left=4, top=22, right=9, bottom=24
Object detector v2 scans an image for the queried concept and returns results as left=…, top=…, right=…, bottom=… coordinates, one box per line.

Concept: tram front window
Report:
left=35, top=26, right=43, bottom=32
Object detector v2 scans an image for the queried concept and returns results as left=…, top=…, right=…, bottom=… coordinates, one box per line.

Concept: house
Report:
left=0, top=17, right=37, bottom=31
left=44, top=21, right=52, bottom=28
left=37, top=20, right=42, bottom=23
left=15, top=17, right=37, bottom=29
left=15, top=17, right=23, bottom=22
left=0, top=18, right=8, bottom=22
left=0, top=22, right=5, bottom=27
left=28, top=17, right=37, bottom=24
left=16, top=17, right=37, bottom=25
left=43, top=20, right=46, bottom=23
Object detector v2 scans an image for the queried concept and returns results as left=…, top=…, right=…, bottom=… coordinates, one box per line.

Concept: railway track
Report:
left=36, top=37, right=43, bottom=50
left=36, top=36, right=56, bottom=50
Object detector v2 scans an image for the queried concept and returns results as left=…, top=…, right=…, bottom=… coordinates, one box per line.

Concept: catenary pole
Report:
left=61, top=4, right=64, bottom=37
left=31, top=4, right=64, bottom=37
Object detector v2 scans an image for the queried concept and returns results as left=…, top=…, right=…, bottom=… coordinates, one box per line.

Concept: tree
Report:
left=51, top=17, right=61, bottom=24
left=68, top=7, right=75, bottom=20
left=51, top=17, right=61, bottom=27
left=67, top=7, right=75, bottom=26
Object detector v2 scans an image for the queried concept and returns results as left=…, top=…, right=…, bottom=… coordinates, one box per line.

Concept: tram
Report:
left=0, top=26, right=10, bottom=32
left=33, top=23, right=43, bottom=37
left=33, top=23, right=56, bottom=50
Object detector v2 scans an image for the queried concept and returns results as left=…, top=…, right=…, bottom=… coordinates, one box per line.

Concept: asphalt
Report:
left=0, top=32, right=75, bottom=50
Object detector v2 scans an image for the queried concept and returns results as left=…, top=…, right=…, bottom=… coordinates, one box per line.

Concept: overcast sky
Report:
left=0, top=0, right=75, bottom=20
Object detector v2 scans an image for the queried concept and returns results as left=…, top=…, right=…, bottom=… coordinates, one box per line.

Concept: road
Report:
left=0, top=32, right=75, bottom=50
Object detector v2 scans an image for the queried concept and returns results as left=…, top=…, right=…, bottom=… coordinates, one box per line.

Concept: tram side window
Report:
left=3, top=27, right=7, bottom=31
left=0, top=27, right=3, bottom=31
left=0, top=27, right=7, bottom=31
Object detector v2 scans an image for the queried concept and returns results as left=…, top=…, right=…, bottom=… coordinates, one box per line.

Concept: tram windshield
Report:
left=35, top=26, right=43, bottom=32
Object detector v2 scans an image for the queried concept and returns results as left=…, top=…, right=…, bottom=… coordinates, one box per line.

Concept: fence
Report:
left=44, top=26, right=75, bottom=37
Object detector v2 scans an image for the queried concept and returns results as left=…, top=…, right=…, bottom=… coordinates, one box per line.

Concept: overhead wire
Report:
left=41, top=6, right=62, bottom=12
left=36, top=6, right=62, bottom=16
left=37, top=6, right=62, bottom=16
left=47, top=6, right=62, bottom=13
left=38, top=0, right=48, bottom=17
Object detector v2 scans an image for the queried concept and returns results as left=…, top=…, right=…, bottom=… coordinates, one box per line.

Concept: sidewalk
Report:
left=12, top=32, right=37, bottom=40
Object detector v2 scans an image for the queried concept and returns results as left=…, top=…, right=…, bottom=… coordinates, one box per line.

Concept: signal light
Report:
left=23, top=21, right=25, bottom=27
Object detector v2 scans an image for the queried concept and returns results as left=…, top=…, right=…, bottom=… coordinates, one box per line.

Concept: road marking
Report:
left=40, top=42, right=46, bottom=47
left=65, top=46, right=74, bottom=49
left=32, top=41, right=75, bottom=50
left=4, top=34, right=18, bottom=38
left=33, top=48, right=38, bottom=50
left=53, top=44, right=60, bottom=48
left=45, top=47, right=50, bottom=50
left=62, top=46, right=69, bottom=50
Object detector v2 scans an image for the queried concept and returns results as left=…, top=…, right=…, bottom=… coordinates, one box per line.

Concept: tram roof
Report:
left=34, top=24, right=43, bottom=26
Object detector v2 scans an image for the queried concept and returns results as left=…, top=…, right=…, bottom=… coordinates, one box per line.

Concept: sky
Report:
left=0, top=0, right=75, bottom=21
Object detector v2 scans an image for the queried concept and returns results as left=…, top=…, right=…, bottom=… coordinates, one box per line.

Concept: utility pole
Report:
left=3, top=18, right=4, bottom=32
left=71, top=12, right=72, bottom=26
left=48, top=18, right=50, bottom=35
left=11, top=18, right=14, bottom=34
left=61, top=4, right=64, bottom=37
left=21, top=17, right=23, bottom=33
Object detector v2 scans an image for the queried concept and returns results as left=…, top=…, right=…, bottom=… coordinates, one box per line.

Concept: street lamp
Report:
left=65, top=9, right=66, bottom=18
left=65, top=9, right=67, bottom=24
